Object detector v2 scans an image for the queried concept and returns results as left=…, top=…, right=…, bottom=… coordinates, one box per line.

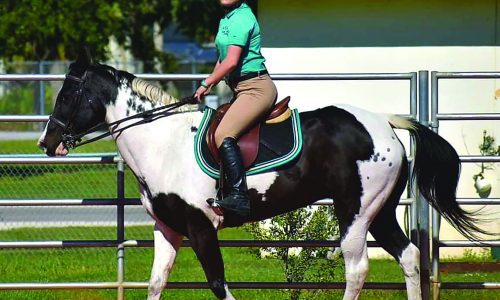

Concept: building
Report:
left=257, top=0, right=500, bottom=257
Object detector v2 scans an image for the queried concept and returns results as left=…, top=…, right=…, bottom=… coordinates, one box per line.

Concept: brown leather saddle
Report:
left=206, top=96, right=292, bottom=169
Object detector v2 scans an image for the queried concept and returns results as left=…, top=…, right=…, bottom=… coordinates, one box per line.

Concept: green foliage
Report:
left=0, top=83, right=54, bottom=130
left=474, top=130, right=500, bottom=181
left=112, top=0, right=178, bottom=72
left=0, top=84, right=53, bottom=115
left=0, top=1, right=122, bottom=61
left=171, top=0, right=258, bottom=44
left=459, top=248, right=494, bottom=262
left=246, top=206, right=342, bottom=300
left=0, top=0, right=177, bottom=72
left=171, top=0, right=223, bottom=44
left=478, top=130, right=500, bottom=157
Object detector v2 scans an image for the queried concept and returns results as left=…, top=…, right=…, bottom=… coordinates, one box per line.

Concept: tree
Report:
left=171, top=0, right=259, bottom=44
left=0, top=1, right=122, bottom=61
left=246, top=206, right=343, bottom=300
left=113, top=0, right=175, bottom=72
left=0, top=0, right=259, bottom=66
left=171, top=0, right=223, bottom=44
left=0, top=0, right=176, bottom=71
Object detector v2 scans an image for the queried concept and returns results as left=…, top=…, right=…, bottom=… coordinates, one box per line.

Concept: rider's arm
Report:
left=204, top=45, right=242, bottom=86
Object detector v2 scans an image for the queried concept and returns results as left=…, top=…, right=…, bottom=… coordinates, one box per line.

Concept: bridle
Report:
left=49, top=70, right=90, bottom=149
left=49, top=66, right=197, bottom=149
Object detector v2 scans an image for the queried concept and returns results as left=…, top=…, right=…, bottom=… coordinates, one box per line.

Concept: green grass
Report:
left=0, top=226, right=498, bottom=300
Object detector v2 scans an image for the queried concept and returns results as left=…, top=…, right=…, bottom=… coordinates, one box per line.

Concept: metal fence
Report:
left=0, top=71, right=496, bottom=299
left=429, top=71, right=500, bottom=299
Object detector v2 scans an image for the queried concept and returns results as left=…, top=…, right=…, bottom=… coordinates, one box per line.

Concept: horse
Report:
left=38, top=49, right=485, bottom=300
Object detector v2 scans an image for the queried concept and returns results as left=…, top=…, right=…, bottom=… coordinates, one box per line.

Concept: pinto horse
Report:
left=38, top=50, right=484, bottom=300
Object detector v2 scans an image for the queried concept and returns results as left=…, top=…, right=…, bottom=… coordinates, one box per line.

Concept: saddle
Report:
left=206, top=96, right=291, bottom=169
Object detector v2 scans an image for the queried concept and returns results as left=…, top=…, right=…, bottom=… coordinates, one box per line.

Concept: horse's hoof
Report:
left=207, top=198, right=224, bottom=216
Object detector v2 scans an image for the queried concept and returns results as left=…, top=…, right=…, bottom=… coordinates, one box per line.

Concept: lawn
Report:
left=0, top=226, right=498, bottom=300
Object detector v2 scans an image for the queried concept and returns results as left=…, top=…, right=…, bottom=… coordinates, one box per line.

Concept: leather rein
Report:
left=49, top=69, right=197, bottom=149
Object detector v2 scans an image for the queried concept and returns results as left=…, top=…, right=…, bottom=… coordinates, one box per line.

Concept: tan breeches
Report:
left=214, top=74, right=277, bottom=147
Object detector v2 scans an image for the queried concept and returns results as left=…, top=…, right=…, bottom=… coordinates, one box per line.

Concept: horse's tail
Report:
left=387, top=115, right=489, bottom=240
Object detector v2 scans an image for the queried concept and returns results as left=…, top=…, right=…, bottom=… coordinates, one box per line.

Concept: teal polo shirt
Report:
left=215, top=2, right=267, bottom=81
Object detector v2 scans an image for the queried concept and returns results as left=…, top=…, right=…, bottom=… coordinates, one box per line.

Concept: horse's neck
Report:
left=104, top=83, right=161, bottom=124
left=104, top=85, right=198, bottom=182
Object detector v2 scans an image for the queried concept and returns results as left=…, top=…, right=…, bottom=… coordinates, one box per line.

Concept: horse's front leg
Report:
left=186, top=217, right=235, bottom=300
left=148, top=190, right=233, bottom=299
left=147, top=222, right=182, bottom=300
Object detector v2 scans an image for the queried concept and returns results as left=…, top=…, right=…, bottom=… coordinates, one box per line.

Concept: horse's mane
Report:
left=130, top=77, right=197, bottom=112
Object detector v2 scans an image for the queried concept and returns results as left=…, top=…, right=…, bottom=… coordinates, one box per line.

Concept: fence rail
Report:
left=0, top=281, right=408, bottom=291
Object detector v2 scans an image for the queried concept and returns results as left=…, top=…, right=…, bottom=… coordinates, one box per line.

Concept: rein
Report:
left=61, top=96, right=198, bottom=149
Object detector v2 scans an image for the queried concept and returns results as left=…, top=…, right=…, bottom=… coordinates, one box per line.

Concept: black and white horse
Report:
left=38, top=51, right=484, bottom=300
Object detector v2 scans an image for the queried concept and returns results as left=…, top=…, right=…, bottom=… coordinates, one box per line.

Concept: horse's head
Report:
left=38, top=49, right=116, bottom=156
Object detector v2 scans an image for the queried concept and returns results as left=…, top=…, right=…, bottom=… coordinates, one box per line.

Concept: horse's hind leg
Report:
left=370, top=209, right=421, bottom=300
left=148, top=222, right=182, bottom=300
left=339, top=216, right=370, bottom=300
left=368, top=154, right=421, bottom=300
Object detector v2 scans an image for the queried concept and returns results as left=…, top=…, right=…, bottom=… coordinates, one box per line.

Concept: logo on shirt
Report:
left=222, top=25, right=229, bottom=36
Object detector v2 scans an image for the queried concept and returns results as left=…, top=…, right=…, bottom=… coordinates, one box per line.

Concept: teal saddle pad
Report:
left=194, top=107, right=303, bottom=179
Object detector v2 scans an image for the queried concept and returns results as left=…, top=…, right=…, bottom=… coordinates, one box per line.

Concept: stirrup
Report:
left=214, top=195, right=250, bottom=218
left=207, top=198, right=224, bottom=216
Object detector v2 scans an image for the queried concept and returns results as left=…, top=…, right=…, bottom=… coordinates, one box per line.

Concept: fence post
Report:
left=410, top=72, right=418, bottom=243
left=430, top=71, right=441, bottom=300
left=418, top=70, right=431, bottom=300
left=117, top=158, right=125, bottom=300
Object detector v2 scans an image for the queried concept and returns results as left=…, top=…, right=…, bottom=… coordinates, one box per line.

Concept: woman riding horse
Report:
left=195, top=0, right=277, bottom=220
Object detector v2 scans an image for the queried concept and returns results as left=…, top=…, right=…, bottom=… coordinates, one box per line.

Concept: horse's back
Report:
left=299, top=104, right=402, bottom=155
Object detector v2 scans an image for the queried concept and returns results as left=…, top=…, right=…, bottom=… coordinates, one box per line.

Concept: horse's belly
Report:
left=247, top=172, right=279, bottom=196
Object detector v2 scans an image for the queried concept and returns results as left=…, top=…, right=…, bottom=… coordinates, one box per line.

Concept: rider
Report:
left=195, top=0, right=277, bottom=219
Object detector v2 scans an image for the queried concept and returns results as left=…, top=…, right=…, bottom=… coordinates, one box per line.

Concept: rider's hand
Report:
left=194, top=84, right=212, bottom=103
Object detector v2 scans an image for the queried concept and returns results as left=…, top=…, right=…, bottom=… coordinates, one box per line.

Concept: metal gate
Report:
left=428, top=71, right=500, bottom=299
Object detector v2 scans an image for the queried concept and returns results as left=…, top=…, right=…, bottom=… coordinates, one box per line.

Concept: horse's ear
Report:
left=75, top=46, right=93, bottom=67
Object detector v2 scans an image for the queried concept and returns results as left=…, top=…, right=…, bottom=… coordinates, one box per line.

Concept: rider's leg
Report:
left=216, top=136, right=250, bottom=217
left=214, top=74, right=277, bottom=147
left=214, top=75, right=276, bottom=217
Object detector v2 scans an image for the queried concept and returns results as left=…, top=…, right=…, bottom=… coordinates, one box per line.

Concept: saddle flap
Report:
left=238, top=124, right=260, bottom=168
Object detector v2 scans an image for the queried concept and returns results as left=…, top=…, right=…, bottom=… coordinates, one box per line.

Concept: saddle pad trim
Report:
left=194, top=108, right=302, bottom=179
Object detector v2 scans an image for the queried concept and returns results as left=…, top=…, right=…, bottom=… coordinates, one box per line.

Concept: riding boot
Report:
left=215, top=137, right=250, bottom=218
